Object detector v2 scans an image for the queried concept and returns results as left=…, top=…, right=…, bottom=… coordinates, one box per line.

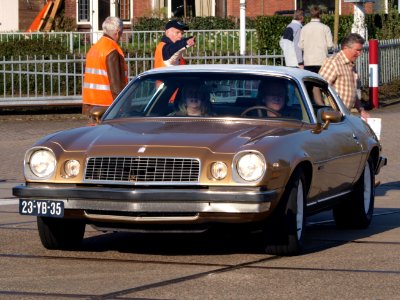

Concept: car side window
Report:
left=286, top=80, right=310, bottom=122
left=304, top=81, right=339, bottom=117
left=249, top=78, right=309, bottom=122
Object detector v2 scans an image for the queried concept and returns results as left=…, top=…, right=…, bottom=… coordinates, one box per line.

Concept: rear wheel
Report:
left=37, top=217, right=85, bottom=250
left=264, top=169, right=306, bottom=256
left=333, top=157, right=375, bottom=229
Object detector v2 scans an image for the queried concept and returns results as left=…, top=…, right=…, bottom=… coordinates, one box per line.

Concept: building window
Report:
left=297, top=0, right=335, bottom=14
left=172, top=0, right=195, bottom=17
left=78, top=0, right=90, bottom=22
left=119, top=0, right=131, bottom=21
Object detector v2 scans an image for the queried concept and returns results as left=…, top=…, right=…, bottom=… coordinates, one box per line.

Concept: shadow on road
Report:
left=376, top=181, right=400, bottom=196
left=75, top=207, right=400, bottom=256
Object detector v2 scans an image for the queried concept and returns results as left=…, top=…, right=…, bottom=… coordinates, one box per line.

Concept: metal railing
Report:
left=0, top=55, right=84, bottom=106
left=353, top=39, right=400, bottom=87
left=0, top=30, right=258, bottom=54
left=1, top=38, right=400, bottom=107
left=376, top=39, right=400, bottom=84
left=0, top=50, right=281, bottom=107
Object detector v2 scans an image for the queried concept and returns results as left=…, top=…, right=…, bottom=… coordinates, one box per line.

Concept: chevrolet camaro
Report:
left=13, top=65, right=387, bottom=255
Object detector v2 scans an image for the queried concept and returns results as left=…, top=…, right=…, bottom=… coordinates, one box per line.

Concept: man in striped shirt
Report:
left=319, top=33, right=370, bottom=119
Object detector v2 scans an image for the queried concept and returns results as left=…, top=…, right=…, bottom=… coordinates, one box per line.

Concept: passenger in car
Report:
left=171, top=83, right=214, bottom=116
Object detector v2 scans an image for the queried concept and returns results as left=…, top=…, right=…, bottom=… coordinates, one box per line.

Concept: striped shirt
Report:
left=319, top=51, right=357, bottom=109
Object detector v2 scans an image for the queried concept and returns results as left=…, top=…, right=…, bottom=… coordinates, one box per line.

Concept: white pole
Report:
left=240, top=0, right=246, bottom=57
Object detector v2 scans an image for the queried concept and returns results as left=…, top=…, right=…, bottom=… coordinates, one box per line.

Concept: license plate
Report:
left=19, top=200, right=64, bottom=218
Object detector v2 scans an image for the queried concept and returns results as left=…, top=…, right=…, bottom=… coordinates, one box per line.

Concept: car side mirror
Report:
left=312, top=110, right=342, bottom=134
left=89, top=106, right=108, bottom=124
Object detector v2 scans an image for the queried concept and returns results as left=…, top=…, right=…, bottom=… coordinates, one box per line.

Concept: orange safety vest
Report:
left=83, top=36, right=128, bottom=106
left=154, top=42, right=186, bottom=68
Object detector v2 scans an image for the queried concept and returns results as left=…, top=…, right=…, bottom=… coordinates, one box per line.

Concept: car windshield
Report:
left=104, top=73, right=310, bottom=122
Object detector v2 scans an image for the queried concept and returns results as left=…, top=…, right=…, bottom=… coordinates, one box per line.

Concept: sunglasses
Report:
left=187, top=97, right=202, bottom=102
left=265, top=95, right=284, bottom=101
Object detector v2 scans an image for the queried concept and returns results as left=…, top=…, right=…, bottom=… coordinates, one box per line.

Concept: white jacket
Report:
left=279, top=20, right=303, bottom=67
left=299, top=19, right=334, bottom=66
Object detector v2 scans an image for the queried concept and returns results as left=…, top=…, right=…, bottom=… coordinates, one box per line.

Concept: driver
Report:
left=257, top=78, right=287, bottom=117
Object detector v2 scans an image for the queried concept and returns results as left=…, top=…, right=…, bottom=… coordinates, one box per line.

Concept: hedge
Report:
left=1, top=13, right=400, bottom=58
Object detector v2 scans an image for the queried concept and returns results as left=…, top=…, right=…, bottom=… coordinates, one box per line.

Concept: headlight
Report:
left=28, top=149, right=56, bottom=178
left=235, top=152, right=266, bottom=182
left=64, top=160, right=80, bottom=178
left=211, top=162, right=228, bottom=180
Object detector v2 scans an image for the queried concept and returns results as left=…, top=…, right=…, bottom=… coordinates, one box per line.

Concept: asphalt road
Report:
left=0, top=105, right=399, bottom=299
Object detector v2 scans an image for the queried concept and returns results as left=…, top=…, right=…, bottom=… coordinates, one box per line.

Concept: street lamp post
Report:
left=334, top=0, right=339, bottom=45
left=239, top=0, right=246, bottom=63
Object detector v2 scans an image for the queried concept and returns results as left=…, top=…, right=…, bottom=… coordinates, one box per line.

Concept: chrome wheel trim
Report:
left=296, top=180, right=304, bottom=240
left=363, top=163, right=372, bottom=214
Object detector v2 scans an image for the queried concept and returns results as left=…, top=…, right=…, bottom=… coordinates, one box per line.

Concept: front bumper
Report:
left=13, top=184, right=281, bottom=224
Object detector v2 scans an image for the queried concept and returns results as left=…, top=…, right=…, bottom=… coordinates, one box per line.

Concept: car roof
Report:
left=140, top=64, right=327, bottom=83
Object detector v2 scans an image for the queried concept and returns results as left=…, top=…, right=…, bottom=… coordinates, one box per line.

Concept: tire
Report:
left=264, top=169, right=306, bottom=256
left=37, top=217, right=85, bottom=250
left=333, top=157, right=375, bottom=229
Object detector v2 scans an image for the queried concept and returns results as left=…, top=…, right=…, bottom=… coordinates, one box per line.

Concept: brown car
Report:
left=13, top=65, right=387, bottom=256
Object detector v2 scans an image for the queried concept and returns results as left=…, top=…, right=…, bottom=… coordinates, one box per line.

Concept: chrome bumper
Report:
left=13, top=184, right=280, bottom=215
left=375, top=156, right=387, bottom=175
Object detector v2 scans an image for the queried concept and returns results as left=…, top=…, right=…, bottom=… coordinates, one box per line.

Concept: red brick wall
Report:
left=365, top=2, right=374, bottom=14
left=227, top=0, right=295, bottom=17
left=342, top=1, right=374, bottom=15
left=19, top=0, right=42, bottom=31
left=261, top=0, right=294, bottom=15
left=226, top=0, right=374, bottom=17
left=133, top=0, right=153, bottom=19
left=63, top=0, right=376, bottom=29
left=64, top=0, right=76, bottom=19
left=341, top=2, right=353, bottom=15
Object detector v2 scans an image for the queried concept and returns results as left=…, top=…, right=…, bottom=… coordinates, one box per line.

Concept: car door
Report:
left=303, top=80, right=363, bottom=202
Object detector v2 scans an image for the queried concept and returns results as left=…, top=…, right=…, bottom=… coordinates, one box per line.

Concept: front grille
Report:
left=84, top=156, right=200, bottom=184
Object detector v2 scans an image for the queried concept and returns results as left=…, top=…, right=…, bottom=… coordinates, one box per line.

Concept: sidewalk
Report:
left=0, top=114, right=88, bottom=204
left=365, top=101, right=400, bottom=187
left=0, top=181, right=18, bottom=202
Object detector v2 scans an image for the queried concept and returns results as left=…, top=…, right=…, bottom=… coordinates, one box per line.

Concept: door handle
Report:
left=352, top=133, right=360, bottom=145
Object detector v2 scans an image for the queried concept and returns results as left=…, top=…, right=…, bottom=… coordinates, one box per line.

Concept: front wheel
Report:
left=37, top=217, right=85, bottom=250
left=264, top=169, right=306, bottom=256
left=333, top=157, right=375, bottom=229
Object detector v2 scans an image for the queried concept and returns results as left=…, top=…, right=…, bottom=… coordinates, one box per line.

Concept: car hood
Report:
left=45, top=118, right=304, bottom=154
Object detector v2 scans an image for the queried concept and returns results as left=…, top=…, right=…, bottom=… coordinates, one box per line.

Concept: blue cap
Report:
left=165, top=20, right=189, bottom=31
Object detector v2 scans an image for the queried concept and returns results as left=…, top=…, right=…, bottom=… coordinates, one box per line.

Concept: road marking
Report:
left=0, top=199, right=18, bottom=205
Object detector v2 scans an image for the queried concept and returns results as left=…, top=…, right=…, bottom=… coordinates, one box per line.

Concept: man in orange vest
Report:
left=82, top=16, right=128, bottom=116
left=154, top=20, right=196, bottom=68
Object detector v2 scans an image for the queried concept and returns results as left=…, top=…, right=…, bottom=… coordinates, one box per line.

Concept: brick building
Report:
left=64, top=0, right=377, bottom=33
left=16, top=0, right=380, bottom=33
